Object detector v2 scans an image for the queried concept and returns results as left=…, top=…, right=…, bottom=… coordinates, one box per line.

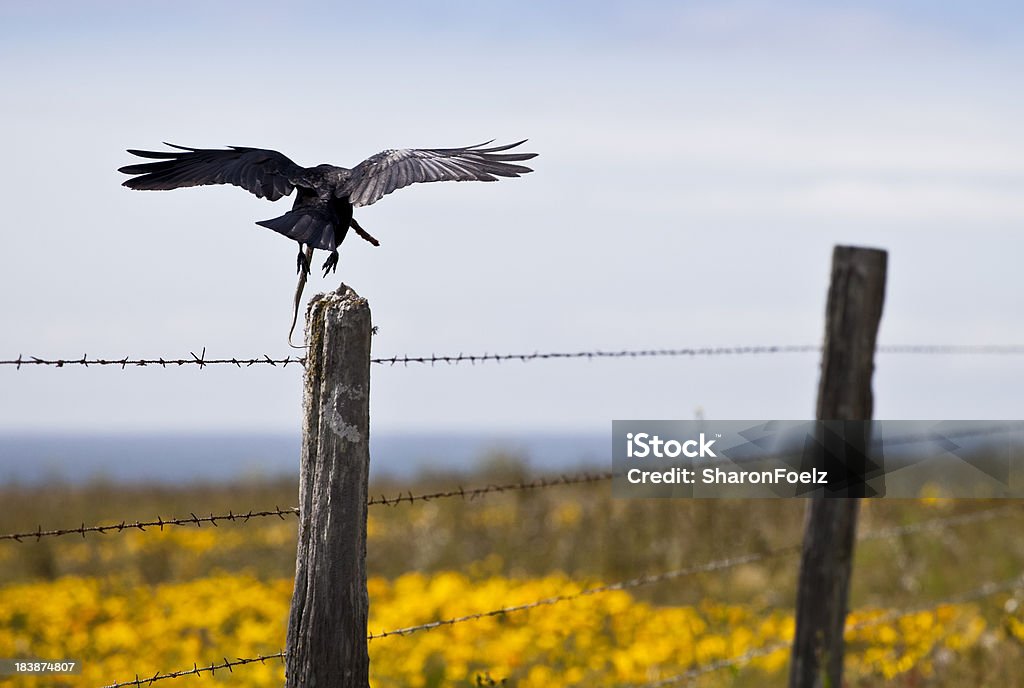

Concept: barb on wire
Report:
left=98, top=652, right=285, bottom=688
left=0, top=472, right=614, bottom=543
left=635, top=574, right=1024, bottom=687
left=5, top=343, right=1024, bottom=371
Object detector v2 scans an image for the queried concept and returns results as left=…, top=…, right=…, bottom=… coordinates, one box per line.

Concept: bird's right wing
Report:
left=118, top=144, right=307, bottom=202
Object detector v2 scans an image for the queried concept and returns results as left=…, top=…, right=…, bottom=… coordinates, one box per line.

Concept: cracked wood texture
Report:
left=287, top=284, right=372, bottom=688
left=789, top=246, right=887, bottom=688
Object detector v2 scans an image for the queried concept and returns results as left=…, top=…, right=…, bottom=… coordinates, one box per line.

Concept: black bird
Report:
left=119, top=140, right=537, bottom=277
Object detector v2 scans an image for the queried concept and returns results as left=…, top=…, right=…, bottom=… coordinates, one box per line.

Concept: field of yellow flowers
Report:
left=2, top=462, right=1024, bottom=687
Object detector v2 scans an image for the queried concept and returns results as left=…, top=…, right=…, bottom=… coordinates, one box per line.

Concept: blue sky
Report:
left=0, top=1, right=1022, bottom=433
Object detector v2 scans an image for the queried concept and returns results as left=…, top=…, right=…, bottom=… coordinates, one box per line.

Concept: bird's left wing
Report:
left=340, top=140, right=537, bottom=207
left=119, top=144, right=307, bottom=202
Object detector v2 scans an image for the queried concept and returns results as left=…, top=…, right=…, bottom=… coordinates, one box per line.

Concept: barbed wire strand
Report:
left=97, top=653, right=286, bottom=688
left=369, top=346, right=821, bottom=366
left=10, top=456, right=1016, bottom=544
left=636, top=574, right=1024, bottom=687
left=367, top=471, right=614, bottom=507
left=0, top=507, right=298, bottom=543
left=366, top=548, right=791, bottom=641
left=7, top=429, right=1024, bottom=542
left=0, top=472, right=614, bottom=543
left=0, top=348, right=303, bottom=369
left=5, top=344, right=1024, bottom=370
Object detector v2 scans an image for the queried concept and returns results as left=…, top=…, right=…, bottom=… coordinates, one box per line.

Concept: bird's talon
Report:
left=296, top=250, right=310, bottom=276
left=321, top=251, right=339, bottom=277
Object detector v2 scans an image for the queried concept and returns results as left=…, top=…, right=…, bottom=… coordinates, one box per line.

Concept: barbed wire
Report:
left=97, top=653, right=285, bottom=688
left=367, top=471, right=614, bottom=507
left=367, top=548, right=790, bottom=641
left=636, top=574, right=1024, bottom=687
left=5, top=469, right=1021, bottom=545
left=95, top=508, right=1024, bottom=688
left=0, top=507, right=298, bottom=543
left=0, top=348, right=302, bottom=369
left=879, top=345, right=1024, bottom=355
left=5, top=344, right=1024, bottom=370
left=862, top=503, right=1022, bottom=540
left=0, top=472, right=615, bottom=543
left=369, top=346, right=821, bottom=366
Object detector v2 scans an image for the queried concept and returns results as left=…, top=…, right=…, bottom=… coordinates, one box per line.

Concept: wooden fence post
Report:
left=286, top=284, right=372, bottom=688
left=788, top=246, right=887, bottom=688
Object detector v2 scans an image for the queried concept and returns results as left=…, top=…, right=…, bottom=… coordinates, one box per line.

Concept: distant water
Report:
left=0, top=432, right=608, bottom=485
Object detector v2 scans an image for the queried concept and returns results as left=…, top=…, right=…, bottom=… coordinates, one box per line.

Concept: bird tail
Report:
left=256, top=209, right=338, bottom=251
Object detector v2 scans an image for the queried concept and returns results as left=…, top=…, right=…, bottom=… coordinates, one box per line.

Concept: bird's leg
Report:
left=351, top=218, right=380, bottom=246
left=296, top=242, right=310, bottom=276
left=321, top=250, right=339, bottom=277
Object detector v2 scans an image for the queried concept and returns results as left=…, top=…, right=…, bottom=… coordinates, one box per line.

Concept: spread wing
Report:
left=118, top=144, right=307, bottom=202
left=341, top=140, right=537, bottom=207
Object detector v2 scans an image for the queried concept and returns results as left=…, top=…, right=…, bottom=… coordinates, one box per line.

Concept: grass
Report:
left=1, top=454, right=1023, bottom=686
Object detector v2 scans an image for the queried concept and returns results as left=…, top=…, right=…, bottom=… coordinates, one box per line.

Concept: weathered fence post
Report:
left=788, top=246, right=887, bottom=688
left=286, top=284, right=372, bottom=688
